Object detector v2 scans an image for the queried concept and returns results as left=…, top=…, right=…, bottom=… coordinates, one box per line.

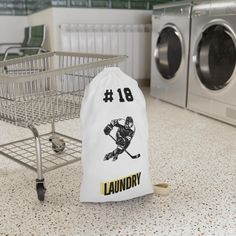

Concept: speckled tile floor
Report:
left=0, top=89, right=236, bottom=236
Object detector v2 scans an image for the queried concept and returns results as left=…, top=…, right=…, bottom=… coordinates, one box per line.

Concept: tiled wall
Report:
left=50, top=0, right=170, bottom=9
left=0, top=0, right=184, bottom=15
left=0, top=0, right=26, bottom=15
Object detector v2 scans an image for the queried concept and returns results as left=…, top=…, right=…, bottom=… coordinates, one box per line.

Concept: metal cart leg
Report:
left=49, top=121, right=66, bottom=154
left=28, top=124, right=46, bottom=201
left=51, top=119, right=55, bottom=135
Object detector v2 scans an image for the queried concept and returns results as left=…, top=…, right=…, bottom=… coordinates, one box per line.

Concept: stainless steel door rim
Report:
left=193, top=20, right=236, bottom=92
left=155, top=24, right=183, bottom=80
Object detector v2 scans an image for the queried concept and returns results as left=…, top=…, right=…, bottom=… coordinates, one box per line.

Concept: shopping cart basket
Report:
left=0, top=51, right=127, bottom=201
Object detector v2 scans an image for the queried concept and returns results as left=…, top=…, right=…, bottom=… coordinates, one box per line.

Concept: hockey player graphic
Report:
left=104, top=116, right=140, bottom=161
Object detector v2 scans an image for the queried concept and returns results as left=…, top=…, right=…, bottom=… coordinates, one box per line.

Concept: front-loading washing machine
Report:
left=151, top=2, right=192, bottom=107
left=187, top=0, right=236, bottom=125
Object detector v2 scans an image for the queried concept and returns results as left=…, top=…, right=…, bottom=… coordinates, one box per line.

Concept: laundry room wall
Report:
left=28, top=7, right=152, bottom=50
left=0, top=15, right=28, bottom=48
left=27, top=7, right=152, bottom=83
left=52, top=7, right=152, bottom=51
left=0, top=7, right=152, bottom=83
left=27, top=8, right=53, bottom=51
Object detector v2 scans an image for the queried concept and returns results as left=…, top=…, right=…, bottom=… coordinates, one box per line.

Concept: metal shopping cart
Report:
left=0, top=51, right=127, bottom=201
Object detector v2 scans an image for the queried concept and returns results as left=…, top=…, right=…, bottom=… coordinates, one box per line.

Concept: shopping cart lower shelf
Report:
left=0, top=51, right=127, bottom=201
left=0, top=132, right=82, bottom=201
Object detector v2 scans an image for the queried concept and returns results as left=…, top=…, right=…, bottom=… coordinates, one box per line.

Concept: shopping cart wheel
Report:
left=36, top=182, right=46, bottom=201
left=49, top=136, right=66, bottom=154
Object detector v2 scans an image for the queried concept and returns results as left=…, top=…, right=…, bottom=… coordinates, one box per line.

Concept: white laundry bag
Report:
left=80, top=67, right=153, bottom=202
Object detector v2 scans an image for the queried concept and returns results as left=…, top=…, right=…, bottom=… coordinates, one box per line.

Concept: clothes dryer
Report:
left=151, top=2, right=192, bottom=107
left=188, top=0, right=236, bottom=125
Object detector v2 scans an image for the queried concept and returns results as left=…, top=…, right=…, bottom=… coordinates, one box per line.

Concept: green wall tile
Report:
left=91, top=0, right=109, bottom=8
left=0, top=0, right=189, bottom=15
left=130, top=1, right=147, bottom=10
left=70, top=0, right=87, bottom=7
left=111, top=0, right=128, bottom=9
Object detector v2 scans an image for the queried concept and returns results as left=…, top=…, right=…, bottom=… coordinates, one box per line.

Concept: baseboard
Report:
left=136, top=79, right=150, bottom=87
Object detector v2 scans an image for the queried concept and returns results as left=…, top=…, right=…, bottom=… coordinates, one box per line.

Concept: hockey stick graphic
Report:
left=109, top=134, right=140, bottom=159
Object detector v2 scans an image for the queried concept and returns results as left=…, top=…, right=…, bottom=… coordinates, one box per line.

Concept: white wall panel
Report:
left=0, top=16, right=28, bottom=52
left=59, top=23, right=151, bottom=80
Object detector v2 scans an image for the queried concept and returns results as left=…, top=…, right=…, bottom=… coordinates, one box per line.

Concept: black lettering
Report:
left=124, top=88, right=133, bottom=102
left=114, top=181, right=119, bottom=193
left=126, top=177, right=132, bottom=190
left=137, top=172, right=141, bottom=185
left=117, top=88, right=125, bottom=102
left=104, top=183, right=109, bottom=195
left=102, top=172, right=142, bottom=196
left=109, top=182, right=115, bottom=195
left=119, top=178, right=126, bottom=192
left=132, top=174, right=137, bottom=187
left=103, top=89, right=114, bottom=103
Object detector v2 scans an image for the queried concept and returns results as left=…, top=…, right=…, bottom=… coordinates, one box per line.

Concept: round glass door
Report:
left=155, top=26, right=182, bottom=80
left=196, top=25, right=236, bottom=91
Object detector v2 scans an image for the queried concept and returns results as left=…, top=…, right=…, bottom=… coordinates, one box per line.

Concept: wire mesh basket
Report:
left=0, top=51, right=127, bottom=201
left=0, top=51, right=126, bottom=127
